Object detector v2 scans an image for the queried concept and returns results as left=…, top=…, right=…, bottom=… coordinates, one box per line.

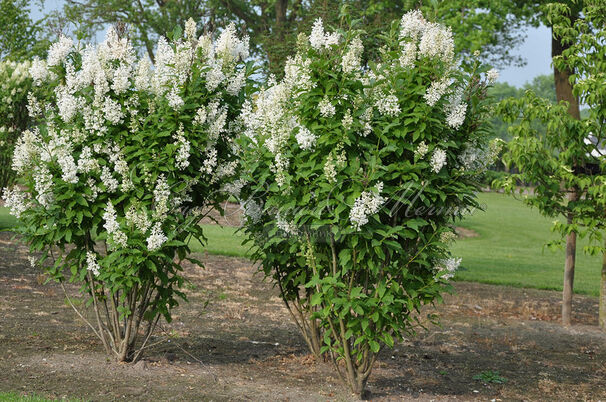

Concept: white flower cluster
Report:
left=241, top=198, right=263, bottom=223
left=424, top=79, right=450, bottom=107
left=486, top=68, right=499, bottom=84
left=397, top=11, right=468, bottom=128
left=295, top=126, right=317, bottom=150
left=430, top=148, right=447, bottom=173
left=415, top=141, right=429, bottom=159
left=276, top=213, right=298, bottom=236
left=341, top=37, right=364, bottom=73
left=103, top=202, right=128, bottom=249
left=309, top=18, right=340, bottom=50
left=435, top=257, right=461, bottom=280
left=319, top=97, right=336, bottom=118
left=126, top=204, right=151, bottom=233
left=86, top=251, right=101, bottom=276
left=2, top=187, right=28, bottom=218
left=444, top=89, right=467, bottom=130
left=458, top=139, right=503, bottom=172
left=375, top=92, right=401, bottom=117
left=146, top=222, right=168, bottom=251
left=173, top=124, right=191, bottom=170
left=399, top=10, right=454, bottom=65
left=47, top=36, right=74, bottom=67
left=349, top=182, right=385, bottom=231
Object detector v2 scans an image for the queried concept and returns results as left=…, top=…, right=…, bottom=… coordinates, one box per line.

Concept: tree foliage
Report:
left=489, top=74, right=556, bottom=140
left=61, top=0, right=553, bottom=76
left=0, top=0, right=49, bottom=60
left=498, top=0, right=606, bottom=325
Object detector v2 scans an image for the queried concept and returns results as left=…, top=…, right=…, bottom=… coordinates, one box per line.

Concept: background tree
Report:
left=489, top=75, right=556, bottom=141
left=0, top=0, right=49, bottom=60
left=500, top=0, right=605, bottom=328
left=549, top=0, right=606, bottom=329
left=61, top=0, right=545, bottom=76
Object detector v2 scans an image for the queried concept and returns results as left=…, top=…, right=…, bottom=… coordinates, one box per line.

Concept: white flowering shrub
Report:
left=240, top=12, right=497, bottom=396
left=3, top=21, right=252, bottom=362
left=0, top=60, right=36, bottom=188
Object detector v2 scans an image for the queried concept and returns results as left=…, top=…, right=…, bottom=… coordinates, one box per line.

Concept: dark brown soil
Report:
left=1, top=231, right=605, bottom=401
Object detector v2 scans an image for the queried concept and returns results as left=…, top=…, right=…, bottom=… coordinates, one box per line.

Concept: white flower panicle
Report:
left=86, top=251, right=101, bottom=276
left=399, top=10, right=454, bottom=65
left=445, top=103, right=467, bottom=129
left=47, top=36, right=74, bottom=67
left=319, top=97, right=336, bottom=118
left=3, top=187, right=28, bottom=218
left=77, top=146, right=99, bottom=173
left=309, top=18, right=340, bottom=50
left=435, top=257, right=461, bottom=280
left=295, top=126, right=317, bottom=150
left=12, top=128, right=40, bottom=173
left=167, top=87, right=184, bottom=110
left=342, top=110, right=354, bottom=130
left=57, top=151, right=79, bottom=184
left=227, top=68, right=247, bottom=95
left=29, top=58, right=48, bottom=86
left=341, top=37, right=364, bottom=73
left=134, top=57, right=152, bottom=91
left=424, top=78, right=450, bottom=107
left=146, top=222, right=168, bottom=251
left=33, top=166, right=54, bottom=207
left=215, top=23, right=250, bottom=63
left=185, top=18, right=197, bottom=40
left=202, top=148, right=218, bottom=175
left=486, top=68, right=499, bottom=84
left=399, top=41, right=417, bottom=68
left=103, top=201, right=128, bottom=249
left=153, top=175, right=171, bottom=219
left=276, top=213, right=298, bottom=236
left=125, top=204, right=151, bottom=233
left=415, top=141, right=429, bottom=159
left=376, top=92, right=401, bottom=117
left=430, top=148, right=447, bottom=173
left=418, top=22, right=454, bottom=64
left=444, top=90, right=467, bottom=130
left=349, top=182, right=385, bottom=231
left=101, top=166, right=119, bottom=193
left=399, top=10, right=427, bottom=41
left=241, top=199, right=263, bottom=223
left=173, top=125, right=191, bottom=170
left=459, top=139, right=503, bottom=172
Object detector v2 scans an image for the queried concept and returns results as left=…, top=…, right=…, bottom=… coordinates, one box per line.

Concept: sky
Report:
left=497, top=24, right=553, bottom=87
left=30, top=1, right=554, bottom=88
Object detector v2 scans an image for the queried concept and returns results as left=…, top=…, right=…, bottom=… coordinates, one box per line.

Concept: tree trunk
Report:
left=562, top=208, right=576, bottom=326
left=552, top=20, right=580, bottom=326
left=600, top=238, right=606, bottom=329
left=551, top=28, right=581, bottom=120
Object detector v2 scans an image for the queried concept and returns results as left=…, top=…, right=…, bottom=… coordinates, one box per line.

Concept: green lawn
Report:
left=189, top=224, right=249, bottom=257
left=0, top=393, right=57, bottom=402
left=452, top=192, right=601, bottom=296
left=1, top=193, right=602, bottom=296
left=0, top=207, right=17, bottom=230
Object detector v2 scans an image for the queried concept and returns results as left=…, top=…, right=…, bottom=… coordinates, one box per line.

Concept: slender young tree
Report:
left=499, top=0, right=605, bottom=328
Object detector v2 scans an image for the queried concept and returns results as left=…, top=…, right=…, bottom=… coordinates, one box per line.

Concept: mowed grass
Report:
left=0, top=393, right=60, bottom=402
left=189, top=224, right=249, bottom=257
left=452, top=192, right=601, bottom=296
left=0, top=207, right=17, bottom=230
